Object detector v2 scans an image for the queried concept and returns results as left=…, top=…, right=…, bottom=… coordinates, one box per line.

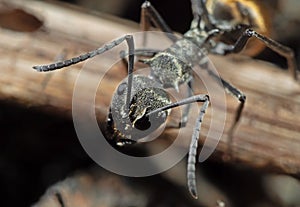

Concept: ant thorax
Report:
left=140, top=38, right=208, bottom=91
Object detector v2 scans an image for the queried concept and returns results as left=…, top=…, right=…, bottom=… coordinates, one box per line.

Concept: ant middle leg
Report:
left=119, top=48, right=162, bottom=73
left=120, top=48, right=161, bottom=60
left=203, top=64, right=246, bottom=154
left=140, top=1, right=178, bottom=44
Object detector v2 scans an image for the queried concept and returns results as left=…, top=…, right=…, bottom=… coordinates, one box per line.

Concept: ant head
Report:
left=129, top=87, right=170, bottom=132
left=109, top=76, right=171, bottom=142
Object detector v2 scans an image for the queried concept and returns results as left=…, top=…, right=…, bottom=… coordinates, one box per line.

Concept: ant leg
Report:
left=190, top=0, right=202, bottom=18
left=33, top=35, right=135, bottom=73
left=187, top=94, right=209, bottom=199
left=190, top=0, right=215, bottom=29
left=119, top=48, right=162, bottom=72
left=41, top=49, right=68, bottom=90
left=146, top=94, right=209, bottom=199
left=54, top=192, right=65, bottom=207
left=204, top=65, right=246, bottom=152
left=140, top=1, right=178, bottom=44
left=120, top=48, right=161, bottom=60
left=33, top=35, right=135, bottom=112
left=225, top=27, right=298, bottom=80
left=220, top=79, right=246, bottom=143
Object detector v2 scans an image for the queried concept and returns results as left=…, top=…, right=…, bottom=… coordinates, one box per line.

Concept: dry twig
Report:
left=1, top=0, right=300, bottom=185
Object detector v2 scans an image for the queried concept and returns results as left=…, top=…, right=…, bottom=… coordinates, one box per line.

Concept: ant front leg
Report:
left=40, top=49, right=68, bottom=90
left=33, top=34, right=135, bottom=111
left=146, top=94, right=210, bottom=199
left=225, top=25, right=298, bottom=81
left=187, top=94, right=210, bottom=199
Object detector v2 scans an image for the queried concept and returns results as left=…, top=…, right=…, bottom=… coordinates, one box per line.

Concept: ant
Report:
left=33, top=0, right=297, bottom=199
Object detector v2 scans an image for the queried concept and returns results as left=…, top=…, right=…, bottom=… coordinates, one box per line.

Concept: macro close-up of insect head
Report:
left=0, top=0, right=300, bottom=207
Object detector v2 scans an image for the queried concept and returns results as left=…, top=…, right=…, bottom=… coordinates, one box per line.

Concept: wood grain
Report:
left=1, top=0, right=300, bottom=182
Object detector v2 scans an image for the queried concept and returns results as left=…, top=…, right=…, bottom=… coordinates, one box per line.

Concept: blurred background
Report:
left=0, top=0, right=300, bottom=206
left=57, top=0, right=300, bottom=67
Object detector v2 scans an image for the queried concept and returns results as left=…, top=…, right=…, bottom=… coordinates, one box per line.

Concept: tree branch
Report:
left=1, top=0, right=300, bottom=181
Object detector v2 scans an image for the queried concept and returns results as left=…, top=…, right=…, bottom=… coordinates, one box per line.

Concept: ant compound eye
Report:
left=129, top=105, right=151, bottom=131
left=117, top=82, right=127, bottom=95
left=133, top=115, right=151, bottom=131
left=128, top=87, right=170, bottom=135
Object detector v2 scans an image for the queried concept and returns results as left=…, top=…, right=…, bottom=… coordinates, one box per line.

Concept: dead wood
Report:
left=1, top=0, right=300, bottom=186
